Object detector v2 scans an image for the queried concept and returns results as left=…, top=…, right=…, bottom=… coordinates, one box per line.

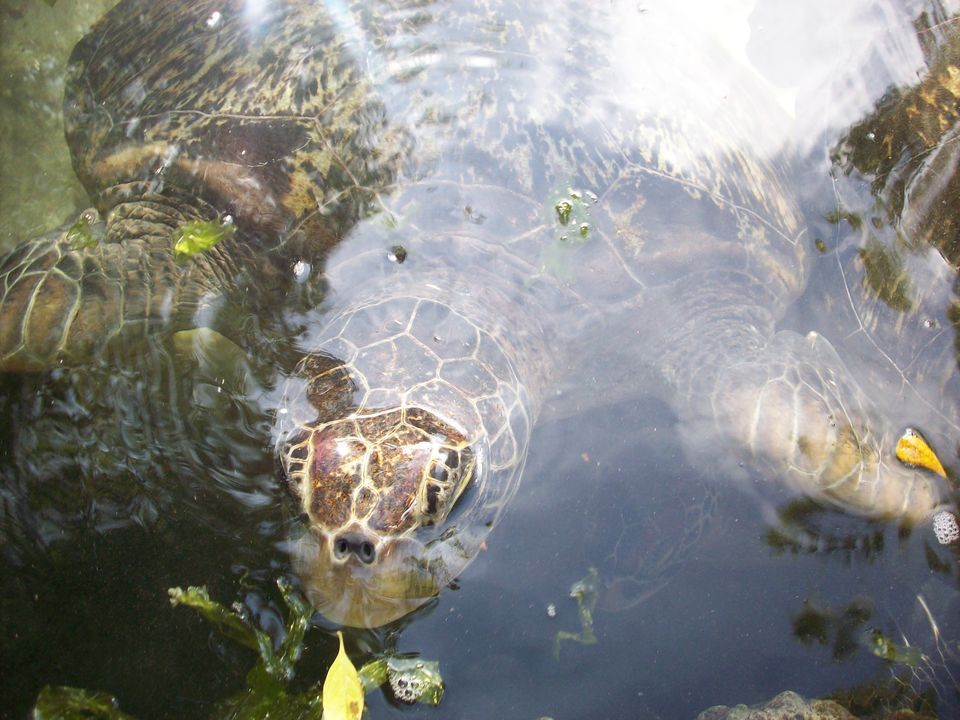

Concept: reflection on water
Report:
left=834, top=5, right=960, bottom=266
left=0, top=0, right=959, bottom=718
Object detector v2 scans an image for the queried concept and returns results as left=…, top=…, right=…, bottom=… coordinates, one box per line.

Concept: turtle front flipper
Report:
left=0, top=201, right=233, bottom=372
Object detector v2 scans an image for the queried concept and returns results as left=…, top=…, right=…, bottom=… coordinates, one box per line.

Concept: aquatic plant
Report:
left=31, top=577, right=444, bottom=718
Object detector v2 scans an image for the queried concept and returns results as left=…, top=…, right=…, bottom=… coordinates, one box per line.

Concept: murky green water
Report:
left=0, top=0, right=119, bottom=248
left=1, top=1, right=959, bottom=718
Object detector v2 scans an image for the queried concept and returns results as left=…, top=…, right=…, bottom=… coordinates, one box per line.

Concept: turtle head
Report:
left=282, top=407, right=484, bottom=627
left=277, top=297, right=530, bottom=626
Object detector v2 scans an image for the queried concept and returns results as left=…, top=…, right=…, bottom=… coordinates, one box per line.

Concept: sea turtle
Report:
left=759, top=12, right=960, bottom=555
left=0, top=0, right=956, bottom=629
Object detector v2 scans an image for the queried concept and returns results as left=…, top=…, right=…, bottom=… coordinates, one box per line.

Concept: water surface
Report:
left=0, top=1, right=958, bottom=718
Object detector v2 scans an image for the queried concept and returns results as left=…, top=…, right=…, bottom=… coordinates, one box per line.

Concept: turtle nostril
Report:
left=331, top=532, right=377, bottom=564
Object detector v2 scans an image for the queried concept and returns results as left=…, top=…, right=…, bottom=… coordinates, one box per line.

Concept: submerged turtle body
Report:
left=0, top=0, right=956, bottom=627
left=0, top=0, right=406, bottom=371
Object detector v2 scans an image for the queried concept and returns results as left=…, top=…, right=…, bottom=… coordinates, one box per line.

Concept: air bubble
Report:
left=933, top=511, right=959, bottom=545
left=293, top=260, right=311, bottom=283
left=390, top=674, right=425, bottom=704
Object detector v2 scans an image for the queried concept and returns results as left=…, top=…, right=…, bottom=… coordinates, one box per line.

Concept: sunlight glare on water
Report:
left=0, top=1, right=958, bottom=718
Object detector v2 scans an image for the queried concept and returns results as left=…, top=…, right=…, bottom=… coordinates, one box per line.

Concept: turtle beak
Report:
left=293, top=532, right=446, bottom=628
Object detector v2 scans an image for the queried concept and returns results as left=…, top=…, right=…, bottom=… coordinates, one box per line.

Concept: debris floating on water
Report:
left=895, top=427, right=946, bottom=478
left=553, top=567, right=599, bottom=658
left=323, top=631, right=364, bottom=720
left=171, top=218, right=236, bottom=261
left=386, top=658, right=444, bottom=705
left=293, top=259, right=311, bottom=283
left=862, top=628, right=923, bottom=666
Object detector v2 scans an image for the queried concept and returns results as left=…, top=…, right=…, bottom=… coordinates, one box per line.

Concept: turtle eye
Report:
left=429, top=462, right=449, bottom=483
left=421, top=460, right=451, bottom=524
left=425, top=483, right=441, bottom=517
left=420, top=446, right=475, bottom=525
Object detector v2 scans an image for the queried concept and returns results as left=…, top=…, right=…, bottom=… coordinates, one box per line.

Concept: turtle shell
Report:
left=63, top=0, right=408, bottom=252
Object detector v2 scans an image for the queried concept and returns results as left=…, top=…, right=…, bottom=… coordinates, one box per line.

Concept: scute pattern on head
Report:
left=287, top=408, right=474, bottom=536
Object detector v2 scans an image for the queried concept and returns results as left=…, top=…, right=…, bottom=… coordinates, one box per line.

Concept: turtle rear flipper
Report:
left=0, top=207, right=221, bottom=372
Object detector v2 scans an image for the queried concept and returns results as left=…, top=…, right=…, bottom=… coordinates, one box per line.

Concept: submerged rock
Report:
left=696, top=691, right=854, bottom=720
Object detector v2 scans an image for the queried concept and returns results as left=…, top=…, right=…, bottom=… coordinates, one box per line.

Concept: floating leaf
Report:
left=357, top=658, right=390, bottom=693
left=896, top=428, right=946, bottom=478
left=66, top=216, right=99, bottom=250
left=172, top=219, right=235, bottom=261
left=322, top=632, right=364, bottom=720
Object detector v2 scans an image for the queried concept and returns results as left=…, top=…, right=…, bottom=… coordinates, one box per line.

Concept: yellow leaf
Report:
left=322, top=631, right=364, bottom=720
left=896, top=428, right=946, bottom=478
